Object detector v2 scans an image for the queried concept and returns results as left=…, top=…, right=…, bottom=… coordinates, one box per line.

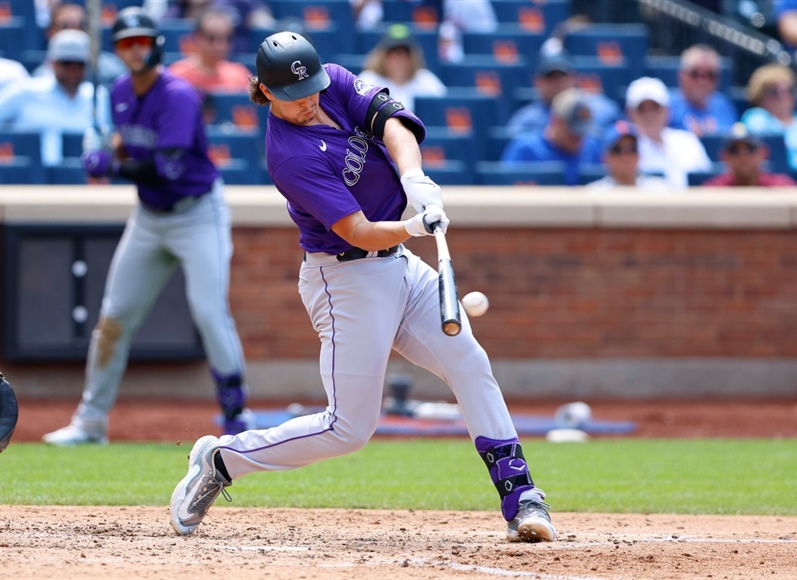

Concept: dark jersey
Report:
left=266, top=64, right=426, bottom=254
left=110, top=68, right=219, bottom=209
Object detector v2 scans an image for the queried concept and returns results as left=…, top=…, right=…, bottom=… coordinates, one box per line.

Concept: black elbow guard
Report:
left=365, top=91, right=424, bottom=142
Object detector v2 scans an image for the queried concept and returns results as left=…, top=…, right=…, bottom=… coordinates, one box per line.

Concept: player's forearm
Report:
left=382, top=117, right=423, bottom=176
left=332, top=211, right=411, bottom=250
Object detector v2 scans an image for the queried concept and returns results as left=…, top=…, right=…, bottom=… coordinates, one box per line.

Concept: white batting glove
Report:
left=82, top=127, right=109, bottom=154
left=404, top=205, right=449, bottom=237
left=400, top=168, right=443, bottom=212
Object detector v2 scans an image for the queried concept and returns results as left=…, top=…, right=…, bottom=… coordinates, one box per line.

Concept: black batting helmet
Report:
left=256, top=31, right=330, bottom=101
left=111, top=7, right=163, bottom=67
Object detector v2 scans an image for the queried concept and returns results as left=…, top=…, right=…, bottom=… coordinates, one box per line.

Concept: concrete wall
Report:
left=3, top=185, right=797, bottom=400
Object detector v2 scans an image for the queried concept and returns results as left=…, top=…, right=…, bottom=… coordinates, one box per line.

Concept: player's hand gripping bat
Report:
left=432, top=223, right=461, bottom=336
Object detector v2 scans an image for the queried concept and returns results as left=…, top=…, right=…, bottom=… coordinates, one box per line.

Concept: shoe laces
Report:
left=190, top=471, right=232, bottom=515
left=517, top=499, right=552, bottom=522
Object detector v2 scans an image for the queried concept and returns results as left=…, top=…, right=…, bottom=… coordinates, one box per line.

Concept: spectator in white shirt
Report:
left=0, top=57, right=30, bottom=93
left=586, top=120, right=669, bottom=190
left=625, top=76, right=712, bottom=188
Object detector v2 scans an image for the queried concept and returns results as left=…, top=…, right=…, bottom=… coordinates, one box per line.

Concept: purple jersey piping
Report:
left=222, top=266, right=339, bottom=455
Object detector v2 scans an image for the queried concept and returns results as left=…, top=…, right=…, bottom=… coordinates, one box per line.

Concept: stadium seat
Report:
left=424, top=160, right=473, bottom=185
left=687, top=164, right=724, bottom=186
left=461, top=27, right=546, bottom=65
left=250, top=24, right=351, bottom=63
left=485, top=126, right=514, bottom=162
left=206, top=126, right=265, bottom=185
left=0, top=158, right=37, bottom=184
left=644, top=55, right=734, bottom=91
left=381, top=0, right=441, bottom=28
left=0, top=17, right=27, bottom=59
left=570, top=56, right=633, bottom=107
left=46, top=159, right=88, bottom=185
left=270, top=0, right=351, bottom=29
left=414, top=90, right=502, bottom=144
left=439, top=55, right=533, bottom=123
left=578, top=164, right=607, bottom=185
left=156, top=19, right=195, bottom=55
left=564, top=24, right=649, bottom=80
left=421, top=127, right=479, bottom=170
left=475, top=161, right=569, bottom=186
left=62, top=131, right=84, bottom=159
left=0, top=130, right=43, bottom=183
left=491, top=0, right=570, bottom=35
left=205, top=91, right=264, bottom=131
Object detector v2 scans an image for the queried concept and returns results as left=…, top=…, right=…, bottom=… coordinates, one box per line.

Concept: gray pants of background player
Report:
left=73, top=180, right=245, bottom=427
left=218, top=247, right=518, bottom=476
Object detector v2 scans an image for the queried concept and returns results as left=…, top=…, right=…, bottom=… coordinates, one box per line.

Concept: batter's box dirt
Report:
left=0, top=507, right=795, bottom=579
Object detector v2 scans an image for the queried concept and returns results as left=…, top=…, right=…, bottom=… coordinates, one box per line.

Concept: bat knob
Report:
left=443, top=320, right=461, bottom=336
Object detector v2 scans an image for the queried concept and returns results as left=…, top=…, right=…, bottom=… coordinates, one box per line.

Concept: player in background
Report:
left=170, top=31, right=557, bottom=544
left=42, top=7, right=253, bottom=445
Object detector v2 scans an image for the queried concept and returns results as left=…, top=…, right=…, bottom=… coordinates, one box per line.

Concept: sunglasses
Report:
left=763, top=85, right=795, bottom=99
left=200, top=32, right=233, bottom=43
left=115, top=36, right=153, bottom=50
left=686, top=69, right=718, bottom=81
left=56, top=60, right=86, bottom=67
left=726, top=142, right=759, bottom=155
left=609, top=144, right=638, bottom=155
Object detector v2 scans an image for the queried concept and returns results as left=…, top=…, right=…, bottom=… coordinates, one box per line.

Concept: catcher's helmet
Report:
left=111, top=7, right=164, bottom=67
left=256, top=32, right=330, bottom=101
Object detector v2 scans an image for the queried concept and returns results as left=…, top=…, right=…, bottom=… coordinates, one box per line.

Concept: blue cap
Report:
left=602, top=120, right=637, bottom=152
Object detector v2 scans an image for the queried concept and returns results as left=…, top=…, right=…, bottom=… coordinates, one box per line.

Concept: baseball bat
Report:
left=433, top=224, right=461, bottom=336
left=86, top=0, right=102, bottom=131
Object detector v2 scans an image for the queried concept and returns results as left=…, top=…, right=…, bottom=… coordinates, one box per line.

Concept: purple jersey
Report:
left=266, top=64, right=426, bottom=254
left=110, top=69, right=219, bottom=210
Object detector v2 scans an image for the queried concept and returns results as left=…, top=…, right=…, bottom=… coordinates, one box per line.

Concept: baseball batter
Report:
left=43, top=8, right=252, bottom=445
left=170, top=32, right=556, bottom=543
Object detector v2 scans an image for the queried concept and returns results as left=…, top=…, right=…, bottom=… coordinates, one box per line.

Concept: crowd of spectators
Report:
left=3, top=0, right=797, bottom=187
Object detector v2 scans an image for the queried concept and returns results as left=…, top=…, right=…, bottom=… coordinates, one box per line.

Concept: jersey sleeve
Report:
left=154, top=82, right=202, bottom=150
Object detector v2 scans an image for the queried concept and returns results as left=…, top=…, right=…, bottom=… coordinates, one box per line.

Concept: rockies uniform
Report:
left=42, top=8, right=251, bottom=445
left=170, top=32, right=556, bottom=544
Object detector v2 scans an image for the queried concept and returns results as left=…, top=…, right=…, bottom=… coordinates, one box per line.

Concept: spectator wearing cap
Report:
left=702, top=123, right=796, bottom=187
left=501, top=88, right=603, bottom=185
left=625, top=76, right=711, bottom=188
left=358, top=23, right=447, bottom=113
left=169, top=7, right=252, bottom=94
left=586, top=121, right=669, bottom=190
left=668, top=44, right=738, bottom=136
left=505, top=51, right=620, bottom=137
left=33, top=1, right=127, bottom=89
left=740, top=63, right=797, bottom=171
left=0, top=29, right=111, bottom=167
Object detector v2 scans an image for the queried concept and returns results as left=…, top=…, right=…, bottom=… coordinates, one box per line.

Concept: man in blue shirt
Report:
left=668, top=44, right=737, bottom=136
left=501, top=88, right=603, bottom=185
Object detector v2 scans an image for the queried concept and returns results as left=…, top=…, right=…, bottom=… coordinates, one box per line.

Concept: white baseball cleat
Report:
left=42, top=421, right=108, bottom=445
left=170, top=435, right=232, bottom=535
left=506, top=499, right=557, bottom=543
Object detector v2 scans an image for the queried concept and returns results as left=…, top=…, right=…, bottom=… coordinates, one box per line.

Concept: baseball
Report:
left=462, top=291, right=489, bottom=317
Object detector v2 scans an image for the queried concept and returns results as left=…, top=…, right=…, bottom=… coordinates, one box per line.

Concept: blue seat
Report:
left=461, top=27, right=546, bottom=63
left=206, top=126, right=264, bottom=184
left=0, top=130, right=43, bottom=181
left=414, top=90, right=502, bottom=144
left=381, top=0, right=441, bottom=25
left=570, top=56, right=632, bottom=107
left=421, top=127, right=479, bottom=168
left=424, top=160, right=474, bottom=185
left=578, top=164, right=607, bottom=185
left=0, top=158, right=37, bottom=184
left=62, top=131, right=84, bottom=159
left=270, top=0, right=351, bottom=28
left=205, top=91, right=265, bottom=131
left=475, top=161, right=568, bottom=186
left=0, top=18, right=27, bottom=59
left=687, top=164, right=724, bottom=186
left=486, top=126, right=514, bottom=162
left=491, top=0, right=571, bottom=36
left=564, top=24, right=649, bottom=80
left=644, top=55, right=734, bottom=91
left=250, top=23, right=351, bottom=63
left=156, top=19, right=195, bottom=55
left=46, top=159, right=88, bottom=185
left=440, top=55, right=532, bottom=123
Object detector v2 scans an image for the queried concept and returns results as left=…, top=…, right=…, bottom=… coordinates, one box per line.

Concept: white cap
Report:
left=48, top=29, right=91, bottom=63
left=625, top=76, right=670, bottom=110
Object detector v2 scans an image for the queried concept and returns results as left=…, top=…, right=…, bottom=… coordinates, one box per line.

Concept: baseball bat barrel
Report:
left=432, top=224, right=461, bottom=336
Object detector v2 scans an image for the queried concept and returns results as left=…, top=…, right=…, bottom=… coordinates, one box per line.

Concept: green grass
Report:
left=2, top=439, right=796, bottom=515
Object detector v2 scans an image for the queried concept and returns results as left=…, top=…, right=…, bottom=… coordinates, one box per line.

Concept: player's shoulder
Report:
left=159, top=69, right=200, bottom=96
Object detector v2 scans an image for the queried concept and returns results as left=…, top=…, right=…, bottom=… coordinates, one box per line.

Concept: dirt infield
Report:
left=4, top=397, right=797, bottom=579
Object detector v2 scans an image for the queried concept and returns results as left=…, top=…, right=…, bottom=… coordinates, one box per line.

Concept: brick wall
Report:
left=229, top=226, right=797, bottom=361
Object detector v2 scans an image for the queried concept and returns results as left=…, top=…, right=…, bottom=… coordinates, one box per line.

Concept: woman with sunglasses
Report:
left=741, top=63, right=797, bottom=171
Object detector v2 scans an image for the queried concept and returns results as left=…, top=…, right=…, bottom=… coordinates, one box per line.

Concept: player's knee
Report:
left=93, top=316, right=123, bottom=368
left=332, top=415, right=378, bottom=452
